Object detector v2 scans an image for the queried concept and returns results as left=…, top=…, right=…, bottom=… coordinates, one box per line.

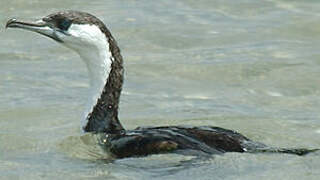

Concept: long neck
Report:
left=78, top=33, right=124, bottom=134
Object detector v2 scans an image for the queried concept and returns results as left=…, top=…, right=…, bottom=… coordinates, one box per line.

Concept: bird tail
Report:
left=250, top=147, right=319, bottom=156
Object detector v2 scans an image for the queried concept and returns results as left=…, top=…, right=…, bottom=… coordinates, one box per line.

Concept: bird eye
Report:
left=58, top=19, right=71, bottom=31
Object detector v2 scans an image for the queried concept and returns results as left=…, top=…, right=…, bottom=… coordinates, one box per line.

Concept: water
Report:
left=1, top=0, right=320, bottom=179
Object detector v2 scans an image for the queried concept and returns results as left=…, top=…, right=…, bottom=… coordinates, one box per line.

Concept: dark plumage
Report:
left=40, top=11, right=124, bottom=133
left=6, top=11, right=318, bottom=158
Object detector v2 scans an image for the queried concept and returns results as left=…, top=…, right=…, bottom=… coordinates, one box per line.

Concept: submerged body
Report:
left=104, top=126, right=251, bottom=158
left=6, top=11, right=318, bottom=158
left=101, top=126, right=315, bottom=158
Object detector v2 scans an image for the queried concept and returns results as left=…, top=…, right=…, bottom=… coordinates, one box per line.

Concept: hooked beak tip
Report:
left=6, top=18, right=18, bottom=29
left=5, top=17, right=64, bottom=43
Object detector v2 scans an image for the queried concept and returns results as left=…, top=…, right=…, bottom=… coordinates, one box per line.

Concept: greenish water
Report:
left=1, top=0, right=320, bottom=179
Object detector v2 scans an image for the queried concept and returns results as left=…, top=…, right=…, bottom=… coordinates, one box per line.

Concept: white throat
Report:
left=62, top=24, right=112, bottom=131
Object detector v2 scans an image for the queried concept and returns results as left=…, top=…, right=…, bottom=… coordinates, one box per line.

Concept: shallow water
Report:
left=1, top=0, right=320, bottom=179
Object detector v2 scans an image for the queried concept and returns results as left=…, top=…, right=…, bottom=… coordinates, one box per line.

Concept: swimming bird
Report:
left=6, top=11, right=318, bottom=158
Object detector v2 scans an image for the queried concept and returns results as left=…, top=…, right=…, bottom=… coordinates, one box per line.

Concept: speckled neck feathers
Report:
left=83, top=31, right=125, bottom=134
left=45, top=11, right=125, bottom=133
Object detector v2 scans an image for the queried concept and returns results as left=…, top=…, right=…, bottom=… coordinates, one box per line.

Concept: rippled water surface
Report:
left=1, top=0, right=320, bottom=179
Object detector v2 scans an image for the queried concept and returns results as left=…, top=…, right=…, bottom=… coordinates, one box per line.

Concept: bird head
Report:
left=6, top=11, right=110, bottom=54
